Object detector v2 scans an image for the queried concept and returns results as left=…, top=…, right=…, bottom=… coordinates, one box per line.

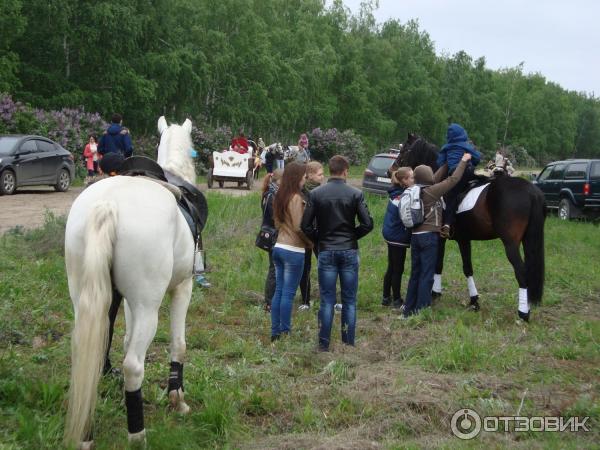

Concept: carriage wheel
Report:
left=246, top=170, right=254, bottom=190
left=218, top=181, right=224, bottom=188
left=207, top=169, right=213, bottom=188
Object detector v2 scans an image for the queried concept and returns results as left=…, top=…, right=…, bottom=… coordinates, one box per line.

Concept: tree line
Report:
left=1, top=0, right=599, bottom=164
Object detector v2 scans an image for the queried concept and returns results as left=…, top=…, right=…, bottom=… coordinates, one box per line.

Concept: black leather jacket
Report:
left=301, top=178, right=373, bottom=251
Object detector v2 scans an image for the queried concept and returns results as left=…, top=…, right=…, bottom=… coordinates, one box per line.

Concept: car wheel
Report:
left=0, top=170, right=17, bottom=195
left=558, top=198, right=574, bottom=220
left=246, top=170, right=254, bottom=190
left=54, top=169, right=71, bottom=192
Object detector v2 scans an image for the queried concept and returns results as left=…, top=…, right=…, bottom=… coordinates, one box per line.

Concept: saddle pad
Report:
left=457, top=183, right=490, bottom=214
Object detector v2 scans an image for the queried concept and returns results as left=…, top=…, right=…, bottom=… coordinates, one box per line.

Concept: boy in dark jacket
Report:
left=403, top=153, right=471, bottom=317
left=98, top=113, right=133, bottom=158
left=436, top=123, right=480, bottom=238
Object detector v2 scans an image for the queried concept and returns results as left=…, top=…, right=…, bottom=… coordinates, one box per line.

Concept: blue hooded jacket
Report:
left=436, top=123, right=480, bottom=171
left=382, top=186, right=411, bottom=246
left=98, top=123, right=133, bottom=157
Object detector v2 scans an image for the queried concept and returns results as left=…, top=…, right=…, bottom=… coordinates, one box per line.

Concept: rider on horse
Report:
left=436, top=123, right=481, bottom=238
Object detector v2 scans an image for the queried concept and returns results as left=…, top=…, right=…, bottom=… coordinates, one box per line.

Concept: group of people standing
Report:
left=260, top=156, right=373, bottom=351
left=259, top=123, right=484, bottom=350
left=382, top=123, right=479, bottom=317
left=82, top=113, right=134, bottom=179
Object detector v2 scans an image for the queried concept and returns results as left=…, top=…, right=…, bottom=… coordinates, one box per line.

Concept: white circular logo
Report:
left=451, top=408, right=482, bottom=440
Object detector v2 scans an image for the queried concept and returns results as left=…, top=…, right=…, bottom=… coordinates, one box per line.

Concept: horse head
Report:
left=156, top=116, right=196, bottom=184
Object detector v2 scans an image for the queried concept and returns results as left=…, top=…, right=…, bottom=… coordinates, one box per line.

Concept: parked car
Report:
left=533, top=158, right=600, bottom=220
left=0, top=135, right=75, bottom=195
left=362, top=150, right=401, bottom=195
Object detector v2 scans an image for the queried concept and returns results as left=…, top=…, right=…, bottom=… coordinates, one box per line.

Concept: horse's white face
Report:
left=156, top=116, right=195, bottom=183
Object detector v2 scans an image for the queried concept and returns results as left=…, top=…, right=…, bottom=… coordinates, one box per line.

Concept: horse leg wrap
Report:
left=168, top=361, right=184, bottom=393
left=125, top=389, right=144, bottom=434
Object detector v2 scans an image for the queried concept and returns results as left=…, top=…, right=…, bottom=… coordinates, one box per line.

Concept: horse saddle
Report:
left=118, top=156, right=208, bottom=240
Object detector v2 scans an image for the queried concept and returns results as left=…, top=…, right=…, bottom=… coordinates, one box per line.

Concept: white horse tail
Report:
left=65, top=200, right=118, bottom=446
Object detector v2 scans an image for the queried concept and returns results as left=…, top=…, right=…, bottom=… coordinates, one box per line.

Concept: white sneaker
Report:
left=334, top=303, right=343, bottom=311
left=298, top=304, right=310, bottom=311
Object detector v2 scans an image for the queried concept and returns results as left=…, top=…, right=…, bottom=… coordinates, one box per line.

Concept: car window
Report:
left=19, top=140, right=38, bottom=153
left=564, top=162, right=588, bottom=179
left=591, top=162, right=600, bottom=181
left=549, top=164, right=566, bottom=180
left=0, top=136, right=20, bottom=155
left=36, top=140, right=56, bottom=152
left=368, top=156, right=395, bottom=171
left=537, top=166, right=553, bottom=181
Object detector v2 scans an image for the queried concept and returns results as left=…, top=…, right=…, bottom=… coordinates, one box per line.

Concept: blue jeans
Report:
left=317, top=249, right=359, bottom=350
left=271, top=247, right=305, bottom=336
left=404, top=232, right=438, bottom=316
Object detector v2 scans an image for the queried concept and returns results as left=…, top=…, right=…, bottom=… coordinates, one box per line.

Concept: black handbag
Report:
left=255, top=225, right=277, bottom=251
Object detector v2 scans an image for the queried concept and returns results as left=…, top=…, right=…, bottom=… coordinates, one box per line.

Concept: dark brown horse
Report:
left=393, top=135, right=546, bottom=321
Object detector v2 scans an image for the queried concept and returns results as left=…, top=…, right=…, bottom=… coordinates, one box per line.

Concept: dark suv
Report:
left=362, top=149, right=401, bottom=195
left=533, top=159, right=600, bottom=220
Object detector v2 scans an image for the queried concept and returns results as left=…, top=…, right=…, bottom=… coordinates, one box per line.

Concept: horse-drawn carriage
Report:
left=206, top=140, right=257, bottom=189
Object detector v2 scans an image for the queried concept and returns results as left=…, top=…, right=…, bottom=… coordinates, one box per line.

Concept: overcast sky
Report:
left=340, top=0, right=599, bottom=96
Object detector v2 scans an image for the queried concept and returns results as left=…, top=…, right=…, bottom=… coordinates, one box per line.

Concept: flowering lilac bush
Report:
left=308, top=127, right=365, bottom=164
left=0, top=94, right=107, bottom=161
left=190, top=123, right=233, bottom=174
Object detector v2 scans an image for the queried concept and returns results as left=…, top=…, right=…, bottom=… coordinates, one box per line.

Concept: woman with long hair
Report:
left=270, top=162, right=313, bottom=341
left=261, top=169, right=283, bottom=311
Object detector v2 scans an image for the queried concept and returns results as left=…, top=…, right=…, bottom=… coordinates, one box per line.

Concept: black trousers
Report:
left=383, top=244, right=408, bottom=301
left=264, top=250, right=276, bottom=307
left=299, top=249, right=312, bottom=306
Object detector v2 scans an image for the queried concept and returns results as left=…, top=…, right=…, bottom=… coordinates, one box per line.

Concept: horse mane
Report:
left=157, top=119, right=196, bottom=184
left=400, top=136, right=440, bottom=171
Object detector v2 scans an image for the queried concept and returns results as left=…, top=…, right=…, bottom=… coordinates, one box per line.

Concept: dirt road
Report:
left=0, top=187, right=85, bottom=234
left=0, top=178, right=364, bottom=234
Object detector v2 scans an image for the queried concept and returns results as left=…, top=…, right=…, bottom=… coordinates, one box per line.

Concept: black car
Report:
left=362, top=150, right=400, bottom=195
left=0, top=135, right=75, bottom=195
left=533, top=158, right=600, bottom=220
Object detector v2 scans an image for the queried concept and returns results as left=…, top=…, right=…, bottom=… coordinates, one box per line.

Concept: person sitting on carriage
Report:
left=436, top=123, right=481, bottom=238
left=493, top=148, right=515, bottom=176
left=231, top=128, right=249, bottom=154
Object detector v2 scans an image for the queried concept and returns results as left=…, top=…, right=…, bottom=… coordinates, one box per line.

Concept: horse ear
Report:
left=182, top=118, right=192, bottom=134
left=158, top=116, right=168, bottom=135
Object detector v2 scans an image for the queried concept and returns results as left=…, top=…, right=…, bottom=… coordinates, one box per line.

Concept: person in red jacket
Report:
left=231, top=129, right=249, bottom=154
left=83, top=135, right=99, bottom=177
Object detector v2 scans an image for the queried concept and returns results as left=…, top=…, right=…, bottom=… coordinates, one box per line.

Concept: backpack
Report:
left=399, top=185, right=425, bottom=228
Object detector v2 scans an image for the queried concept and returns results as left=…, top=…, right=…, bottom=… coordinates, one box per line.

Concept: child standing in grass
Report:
left=381, top=167, right=413, bottom=309
left=403, top=153, right=471, bottom=318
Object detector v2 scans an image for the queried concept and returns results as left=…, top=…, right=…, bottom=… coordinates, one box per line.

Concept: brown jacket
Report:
left=413, top=161, right=467, bottom=233
left=275, top=193, right=313, bottom=249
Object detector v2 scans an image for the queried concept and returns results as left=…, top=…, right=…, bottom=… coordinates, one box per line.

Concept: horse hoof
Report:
left=78, top=440, right=95, bottom=450
left=469, top=296, right=480, bottom=311
left=431, top=291, right=442, bottom=300
left=128, top=429, right=146, bottom=449
left=518, top=310, right=530, bottom=322
left=169, top=388, right=191, bottom=414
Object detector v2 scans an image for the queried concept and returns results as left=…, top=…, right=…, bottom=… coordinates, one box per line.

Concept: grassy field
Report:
left=0, top=193, right=599, bottom=449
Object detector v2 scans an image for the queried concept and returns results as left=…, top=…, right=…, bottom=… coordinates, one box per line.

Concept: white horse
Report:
left=64, top=117, right=198, bottom=448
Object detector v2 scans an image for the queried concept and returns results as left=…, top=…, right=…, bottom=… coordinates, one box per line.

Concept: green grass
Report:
left=0, top=193, right=599, bottom=449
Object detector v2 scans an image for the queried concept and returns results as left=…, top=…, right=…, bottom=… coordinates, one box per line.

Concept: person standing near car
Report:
left=83, top=135, right=99, bottom=180
left=301, top=155, right=373, bottom=351
left=98, top=113, right=133, bottom=158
